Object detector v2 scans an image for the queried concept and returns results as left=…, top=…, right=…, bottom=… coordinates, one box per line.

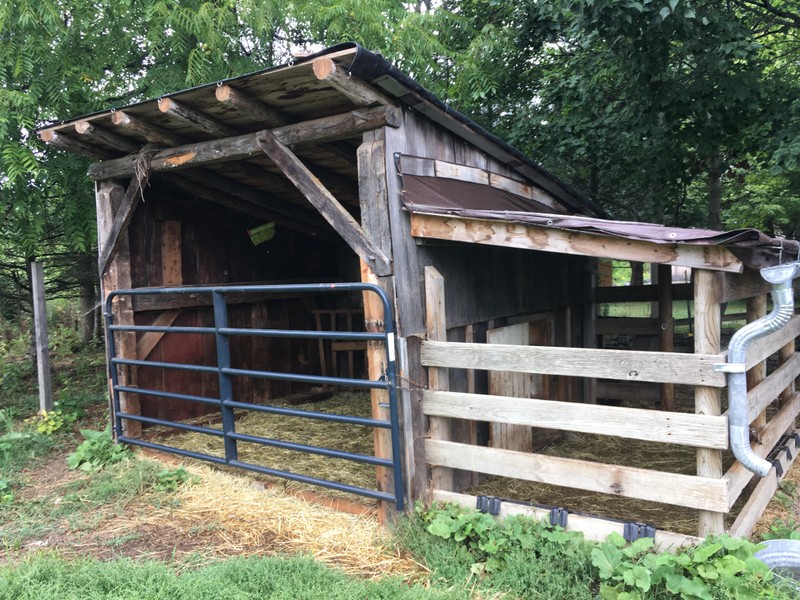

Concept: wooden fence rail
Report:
left=420, top=340, right=726, bottom=387
left=425, top=439, right=730, bottom=512
left=422, top=390, right=728, bottom=449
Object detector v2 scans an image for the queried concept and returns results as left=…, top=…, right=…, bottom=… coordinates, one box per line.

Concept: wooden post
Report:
left=425, top=266, right=454, bottom=495
left=30, top=261, right=53, bottom=413
left=360, top=263, right=395, bottom=521
left=694, top=269, right=725, bottom=536
left=96, top=180, right=141, bottom=438
left=658, top=264, right=675, bottom=411
left=779, top=340, right=796, bottom=408
left=747, top=294, right=768, bottom=433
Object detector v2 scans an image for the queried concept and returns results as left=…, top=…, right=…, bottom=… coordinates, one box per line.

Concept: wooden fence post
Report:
left=694, top=269, right=725, bottom=536
left=425, top=266, right=453, bottom=496
left=31, top=260, right=53, bottom=413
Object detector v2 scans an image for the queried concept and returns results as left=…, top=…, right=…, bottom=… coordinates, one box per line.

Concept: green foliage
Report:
left=66, top=428, right=130, bottom=472
left=23, top=409, right=79, bottom=436
left=762, top=518, right=800, bottom=541
left=406, top=502, right=594, bottom=598
left=404, top=504, right=796, bottom=599
left=154, top=466, right=198, bottom=492
left=593, top=533, right=783, bottom=600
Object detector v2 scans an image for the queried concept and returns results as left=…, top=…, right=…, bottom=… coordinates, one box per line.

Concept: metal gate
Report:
left=104, top=283, right=404, bottom=509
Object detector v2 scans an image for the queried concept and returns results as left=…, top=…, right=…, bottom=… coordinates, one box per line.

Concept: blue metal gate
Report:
left=104, top=283, right=404, bottom=509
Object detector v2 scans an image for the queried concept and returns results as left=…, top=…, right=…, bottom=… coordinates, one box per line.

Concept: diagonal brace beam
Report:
left=256, top=130, right=392, bottom=277
left=98, top=175, right=144, bottom=276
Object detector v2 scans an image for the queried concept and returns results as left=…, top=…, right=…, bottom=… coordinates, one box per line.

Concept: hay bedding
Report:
left=468, top=433, right=743, bottom=535
left=162, top=391, right=378, bottom=500
left=129, top=461, right=424, bottom=578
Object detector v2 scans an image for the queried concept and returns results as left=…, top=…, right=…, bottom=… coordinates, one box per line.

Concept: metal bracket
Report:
left=623, top=522, right=656, bottom=543
left=549, top=507, right=569, bottom=528
left=713, top=362, right=746, bottom=373
left=476, top=495, right=501, bottom=516
left=772, top=458, right=784, bottom=478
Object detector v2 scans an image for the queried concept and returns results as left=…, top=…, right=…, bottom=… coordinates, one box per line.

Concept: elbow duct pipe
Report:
left=724, top=262, right=800, bottom=477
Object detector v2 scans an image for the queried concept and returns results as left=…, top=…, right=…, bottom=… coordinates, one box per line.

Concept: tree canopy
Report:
left=1, top=0, right=799, bottom=324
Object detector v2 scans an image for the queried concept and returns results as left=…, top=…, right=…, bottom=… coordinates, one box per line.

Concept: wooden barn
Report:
left=38, top=43, right=800, bottom=545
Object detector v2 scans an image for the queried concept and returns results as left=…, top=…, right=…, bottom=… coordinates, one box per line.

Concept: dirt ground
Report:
left=5, top=448, right=425, bottom=579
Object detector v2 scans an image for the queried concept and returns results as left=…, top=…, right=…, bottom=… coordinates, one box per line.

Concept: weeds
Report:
left=66, top=428, right=130, bottom=472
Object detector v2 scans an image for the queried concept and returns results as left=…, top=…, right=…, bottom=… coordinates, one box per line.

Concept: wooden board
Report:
left=746, top=315, right=800, bottom=369
left=745, top=352, right=800, bottom=424
left=487, top=323, right=533, bottom=452
left=422, top=390, right=729, bottom=449
left=431, top=490, right=701, bottom=550
left=409, top=213, right=744, bottom=273
left=595, top=283, right=693, bottom=303
left=425, top=439, right=730, bottom=512
left=728, top=429, right=800, bottom=538
left=425, top=266, right=453, bottom=493
left=420, top=340, right=726, bottom=387
left=694, top=269, right=724, bottom=536
left=723, top=392, right=800, bottom=509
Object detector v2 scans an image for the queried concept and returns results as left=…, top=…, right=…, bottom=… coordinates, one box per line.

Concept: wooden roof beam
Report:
left=162, top=172, right=334, bottom=239
left=257, top=130, right=391, bottom=276
left=216, top=83, right=358, bottom=167
left=74, top=120, right=140, bottom=154
left=312, top=57, right=394, bottom=107
left=215, top=85, right=291, bottom=127
left=110, top=111, right=187, bottom=146
left=157, top=97, right=238, bottom=138
left=409, top=213, right=744, bottom=273
left=88, top=105, right=401, bottom=180
left=38, top=130, right=113, bottom=159
left=185, top=167, right=332, bottom=232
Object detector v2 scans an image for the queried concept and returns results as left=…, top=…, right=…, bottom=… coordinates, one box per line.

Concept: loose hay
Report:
left=161, top=391, right=378, bottom=502
left=469, top=433, right=742, bottom=536
left=124, top=460, right=425, bottom=579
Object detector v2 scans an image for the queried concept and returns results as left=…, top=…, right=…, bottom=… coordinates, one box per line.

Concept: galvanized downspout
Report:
left=718, top=262, right=800, bottom=477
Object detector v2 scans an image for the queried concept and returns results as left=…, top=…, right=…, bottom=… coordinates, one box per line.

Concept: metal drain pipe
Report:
left=718, top=262, right=800, bottom=477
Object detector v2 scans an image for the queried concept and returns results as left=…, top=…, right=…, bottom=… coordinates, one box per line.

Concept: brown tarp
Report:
left=400, top=172, right=800, bottom=269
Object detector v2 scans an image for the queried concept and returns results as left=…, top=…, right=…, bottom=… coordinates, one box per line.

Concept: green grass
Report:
left=0, top=455, right=173, bottom=550
left=0, top=554, right=462, bottom=600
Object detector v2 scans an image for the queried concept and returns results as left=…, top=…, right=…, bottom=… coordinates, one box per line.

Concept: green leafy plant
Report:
left=762, top=517, right=800, bottom=541
left=0, top=478, right=13, bottom=504
left=593, top=532, right=776, bottom=600
left=24, top=409, right=78, bottom=435
left=66, top=428, right=130, bottom=472
left=422, top=502, right=585, bottom=574
left=154, top=466, right=197, bottom=492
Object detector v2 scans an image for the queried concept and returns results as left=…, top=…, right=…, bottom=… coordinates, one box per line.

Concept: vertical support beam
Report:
left=96, top=180, right=140, bottom=438
left=30, top=261, right=53, bottom=413
left=747, top=294, right=768, bottom=432
left=212, top=291, right=238, bottom=462
left=583, top=260, right=597, bottom=404
left=694, top=269, right=725, bottom=536
left=357, top=129, right=400, bottom=518
left=161, top=221, right=182, bottom=286
left=658, top=264, right=675, bottom=411
left=779, top=341, right=796, bottom=408
left=425, top=266, right=454, bottom=494
left=361, top=264, right=396, bottom=521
